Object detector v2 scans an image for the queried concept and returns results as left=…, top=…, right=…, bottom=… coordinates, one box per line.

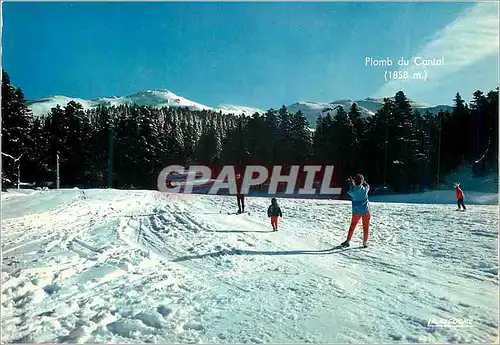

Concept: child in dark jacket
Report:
left=341, top=174, right=371, bottom=248
left=267, top=197, right=283, bottom=231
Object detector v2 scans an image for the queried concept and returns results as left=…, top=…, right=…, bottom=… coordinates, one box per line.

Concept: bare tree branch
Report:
left=1, top=152, right=24, bottom=162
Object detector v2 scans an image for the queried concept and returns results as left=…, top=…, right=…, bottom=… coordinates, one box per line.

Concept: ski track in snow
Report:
left=1, top=189, right=498, bottom=343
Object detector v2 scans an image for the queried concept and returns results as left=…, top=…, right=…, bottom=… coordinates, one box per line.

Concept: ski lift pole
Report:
left=17, top=161, right=20, bottom=189
left=1, top=152, right=23, bottom=189
left=384, top=114, right=389, bottom=187
left=219, top=191, right=225, bottom=213
left=57, top=153, right=60, bottom=189
left=17, top=153, right=24, bottom=190
left=108, top=124, right=115, bottom=188
left=437, top=114, right=442, bottom=190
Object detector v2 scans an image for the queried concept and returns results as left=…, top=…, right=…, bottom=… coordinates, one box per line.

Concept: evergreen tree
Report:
left=485, top=88, right=499, bottom=167
left=264, top=109, right=279, bottom=163
left=290, top=110, right=312, bottom=164
left=196, top=123, right=219, bottom=165
left=2, top=72, right=497, bottom=192
left=348, top=103, right=367, bottom=171
left=470, top=90, right=488, bottom=161
left=312, top=113, right=334, bottom=163
left=182, top=114, right=197, bottom=165
left=331, top=106, right=356, bottom=180
left=393, top=91, right=423, bottom=191
left=449, top=92, right=470, bottom=166
left=221, top=116, right=249, bottom=166
left=160, top=108, right=184, bottom=167
left=246, top=113, right=269, bottom=164
left=434, top=110, right=453, bottom=186
left=27, top=116, right=52, bottom=185
left=275, top=105, right=293, bottom=164
left=471, top=88, right=498, bottom=176
left=1, top=71, right=33, bottom=186
left=367, top=98, right=395, bottom=188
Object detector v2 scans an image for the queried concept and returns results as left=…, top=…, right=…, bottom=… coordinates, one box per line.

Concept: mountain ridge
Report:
left=26, top=89, right=453, bottom=126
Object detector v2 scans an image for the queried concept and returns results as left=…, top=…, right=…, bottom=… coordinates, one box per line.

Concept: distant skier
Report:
left=235, top=173, right=245, bottom=214
left=267, top=197, right=283, bottom=231
left=341, top=174, right=371, bottom=248
left=454, top=182, right=466, bottom=211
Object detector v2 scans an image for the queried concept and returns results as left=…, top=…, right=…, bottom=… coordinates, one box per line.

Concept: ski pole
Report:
left=219, top=197, right=224, bottom=213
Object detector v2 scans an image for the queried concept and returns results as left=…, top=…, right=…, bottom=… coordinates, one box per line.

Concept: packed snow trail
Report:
left=1, top=189, right=498, bottom=343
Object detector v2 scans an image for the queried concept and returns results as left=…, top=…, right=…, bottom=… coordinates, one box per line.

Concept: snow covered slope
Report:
left=286, top=101, right=353, bottom=124
left=26, top=96, right=97, bottom=118
left=213, top=104, right=263, bottom=116
left=26, top=90, right=263, bottom=117
left=287, top=99, right=376, bottom=127
left=1, top=189, right=498, bottom=343
left=98, top=90, right=212, bottom=111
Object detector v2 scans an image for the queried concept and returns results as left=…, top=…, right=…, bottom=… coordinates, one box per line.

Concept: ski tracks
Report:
left=1, top=190, right=221, bottom=343
left=1, top=190, right=498, bottom=343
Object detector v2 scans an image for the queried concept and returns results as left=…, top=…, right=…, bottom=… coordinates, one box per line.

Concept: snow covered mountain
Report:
left=98, top=90, right=212, bottom=111
left=26, top=90, right=264, bottom=117
left=213, top=104, right=264, bottom=117
left=287, top=100, right=376, bottom=126
left=287, top=98, right=453, bottom=127
left=27, top=96, right=98, bottom=118
left=26, top=90, right=452, bottom=126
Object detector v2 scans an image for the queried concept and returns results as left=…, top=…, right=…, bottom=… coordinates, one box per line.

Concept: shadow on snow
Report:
left=207, top=229, right=272, bottom=233
left=172, top=246, right=364, bottom=262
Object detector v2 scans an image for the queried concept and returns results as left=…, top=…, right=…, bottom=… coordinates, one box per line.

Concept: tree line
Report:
left=2, top=70, right=498, bottom=193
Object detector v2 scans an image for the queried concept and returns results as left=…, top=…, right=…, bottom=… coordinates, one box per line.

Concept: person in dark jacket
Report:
left=267, top=197, right=283, bottom=231
left=341, top=174, right=371, bottom=248
left=235, top=173, right=245, bottom=214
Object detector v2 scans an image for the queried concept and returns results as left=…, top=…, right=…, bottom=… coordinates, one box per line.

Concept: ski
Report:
left=227, top=211, right=250, bottom=215
left=328, top=245, right=350, bottom=251
left=329, top=244, right=367, bottom=251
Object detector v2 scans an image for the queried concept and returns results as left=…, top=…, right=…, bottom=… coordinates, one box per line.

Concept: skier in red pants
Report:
left=341, top=174, right=371, bottom=248
left=267, top=197, right=282, bottom=231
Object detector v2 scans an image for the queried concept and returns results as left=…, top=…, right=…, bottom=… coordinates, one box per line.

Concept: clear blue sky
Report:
left=2, top=2, right=499, bottom=109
